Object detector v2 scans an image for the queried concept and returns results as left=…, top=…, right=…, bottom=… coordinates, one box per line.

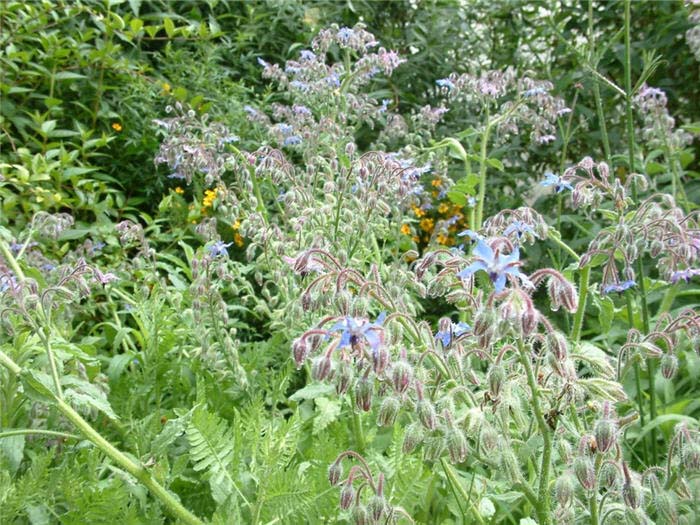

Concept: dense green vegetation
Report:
left=1, top=1, right=699, bottom=524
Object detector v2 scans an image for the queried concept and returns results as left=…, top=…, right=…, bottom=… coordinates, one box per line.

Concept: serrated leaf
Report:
left=312, top=397, right=340, bottom=435
left=0, top=434, right=24, bottom=474
left=62, top=376, right=118, bottom=420
left=20, top=370, right=56, bottom=402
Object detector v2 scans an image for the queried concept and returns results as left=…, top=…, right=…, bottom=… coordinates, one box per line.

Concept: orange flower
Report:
left=234, top=233, right=244, bottom=247
left=111, top=122, right=122, bottom=132
left=431, top=178, right=442, bottom=187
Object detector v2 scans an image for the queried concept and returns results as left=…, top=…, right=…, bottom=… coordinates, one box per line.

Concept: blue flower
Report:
left=435, top=321, right=471, bottom=347
left=457, top=229, right=483, bottom=242
left=330, top=313, right=386, bottom=353
left=541, top=172, right=573, bottom=193
left=208, top=241, right=233, bottom=257
left=523, top=87, right=547, bottom=97
left=456, top=239, right=527, bottom=293
left=277, top=123, right=293, bottom=135
left=670, top=268, right=700, bottom=283
left=503, top=220, right=535, bottom=239
left=436, top=78, right=455, bottom=90
left=602, top=280, right=636, bottom=294
left=257, top=57, right=269, bottom=68
left=300, top=49, right=316, bottom=61
left=283, top=135, right=302, bottom=146
left=337, top=27, right=354, bottom=43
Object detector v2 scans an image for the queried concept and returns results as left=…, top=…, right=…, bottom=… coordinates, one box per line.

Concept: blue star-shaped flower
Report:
left=602, top=280, right=636, bottom=294
left=208, top=241, right=233, bottom=258
left=435, top=321, right=471, bottom=347
left=456, top=239, right=527, bottom=293
left=541, top=172, right=573, bottom=193
left=330, top=313, right=386, bottom=353
left=503, top=220, right=535, bottom=239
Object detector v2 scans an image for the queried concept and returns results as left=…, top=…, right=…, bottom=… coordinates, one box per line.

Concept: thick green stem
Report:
left=0, top=349, right=205, bottom=525
left=519, top=343, right=552, bottom=525
left=0, top=429, right=80, bottom=440
left=440, top=458, right=485, bottom=525
left=474, top=109, right=492, bottom=231
left=571, top=265, right=590, bottom=343
left=350, top=402, right=365, bottom=453
left=588, top=453, right=603, bottom=525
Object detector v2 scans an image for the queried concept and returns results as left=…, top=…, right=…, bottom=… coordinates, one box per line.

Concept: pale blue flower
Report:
left=208, top=241, right=233, bottom=257
left=602, top=280, right=636, bottom=294
left=436, top=78, right=455, bottom=90
left=330, top=313, right=386, bottom=352
left=541, top=172, right=573, bottom=193
left=456, top=239, right=527, bottom=292
left=435, top=321, right=470, bottom=347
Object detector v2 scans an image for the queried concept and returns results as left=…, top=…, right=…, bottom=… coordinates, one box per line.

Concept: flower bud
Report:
left=660, top=354, right=678, bottom=380
left=573, top=456, right=595, bottom=490
left=349, top=379, right=371, bottom=415
left=480, top=425, right=498, bottom=452
left=402, top=422, right=424, bottom=454
left=423, top=435, right=446, bottom=462
left=391, top=360, right=412, bottom=394
left=368, top=495, right=387, bottom=522
left=555, top=474, right=576, bottom=508
left=653, top=489, right=677, bottom=525
left=499, top=443, right=520, bottom=483
left=373, top=346, right=390, bottom=375
left=378, top=396, right=401, bottom=427
left=521, top=308, right=539, bottom=336
left=487, top=364, right=505, bottom=399
left=335, top=361, right=354, bottom=395
left=352, top=505, right=370, bottom=525
left=345, top=142, right=356, bottom=157
left=599, top=462, right=619, bottom=489
left=328, top=461, right=343, bottom=486
left=682, top=441, right=700, bottom=471
left=340, top=483, right=355, bottom=510
left=292, top=338, right=310, bottom=368
left=593, top=418, right=617, bottom=454
left=623, top=479, right=643, bottom=509
left=312, top=355, right=333, bottom=381
left=417, top=400, right=437, bottom=431
left=446, top=427, right=468, bottom=463
left=547, top=331, right=568, bottom=360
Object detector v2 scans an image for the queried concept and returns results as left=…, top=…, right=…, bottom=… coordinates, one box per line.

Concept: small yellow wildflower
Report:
left=111, top=122, right=122, bottom=132
left=234, top=233, right=244, bottom=247
left=412, top=235, right=420, bottom=243
left=232, top=220, right=241, bottom=230
left=438, top=203, right=450, bottom=214
left=436, top=233, right=450, bottom=245
left=174, top=187, right=184, bottom=194
left=419, top=218, right=434, bottom=232
left=202, top=188, right=218, bottom=208
left=431, top=178, right=442, bottom=187
left=400, top=223, right=411, bottom=235
left=412, top=205, right=425, bottom=218
left=162, top=82, right=171, bottom=94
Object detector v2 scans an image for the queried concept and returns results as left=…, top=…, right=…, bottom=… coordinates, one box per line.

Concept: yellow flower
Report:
left=419, top=218, right=434, bottom=232
left=400, top=223, right=411, bottom=235
left=202, top=188, right=218, bottom=208
left=162, top=82, right=171, bottom=94
left=412, top=235, right=420, bottom=243
left=111, top=122, right=122, bottom=132
left=431, top=178, right=442, bottom=187
left=232, top=220, right=241, bottom=230
left=412, top=205, right=425, bottom=218
left=438, top=203, right=450, bottom=215
left=174, top=187, right=184, bottom=194
left=234, top=233, right=244, bottom=247
left=437, top=233, right=449, bottom=245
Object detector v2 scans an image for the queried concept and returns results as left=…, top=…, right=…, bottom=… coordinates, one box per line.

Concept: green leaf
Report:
left=289, top=383, right=334, bottom=402
left=62, top=376, right=118, bottom=420
left=312, top=397, right=340, bottom=435
left=0, top=434, right=25, bottom=474
left=163, top=18, right=175, bottom=38
left=20, top=370, right=56, bottom=402
left=186, top=408, right=236, bottom=504
left=486, top=157, right=504, bottom=171
left=53, top=72, right=87, bottom=81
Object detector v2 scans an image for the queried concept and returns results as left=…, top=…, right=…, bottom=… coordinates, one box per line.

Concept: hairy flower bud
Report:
left=378, top=396, right=401, bottom=427
left=547, top=331, right=569, bottom=360
left=402, top=422, right=424, bottom=454
left=521, top=308, right=539, bottom=336
left=328, top=461, right=343, bottom=486
left=368, top=495, right=387, bottom=522
left=499, top=442, right=520, bottom=483
left=312, top=355, right=333, bottom=381
left=487, top=364, right=506, bottom=399
left=335, top=361, right=354, bottom=395
left=623, top=479, right=643, bottom=509
left=555, top=474, right=576, bottom=508
left=480, top=425, right=499, bottom=452
left=653, top=489, right=677, bottom=525
left=682, top=441, right=700, bottom=471
left=391, top=360, right=412, bottom=394
left=594, top=418, right=617, bottom=454
left=292, top=338, right=310, bottom=368
left=423, top=435, right=446, bottom=462
left=599, top=462, right=619, bottom=489
left=373, top=346, right=390, bottom=375
left=354, top=377, right=373, bottom=412
left=351, top=505, right=370, bottom=525
left=340, top=483, right=355, bottom=510
left=660, top=354, right=678, bottom=380
left=417, top=399, right=437, bottom=430
left=446, top=427, right=468, bottom=463
left=574, top=457, right=595, bottom=490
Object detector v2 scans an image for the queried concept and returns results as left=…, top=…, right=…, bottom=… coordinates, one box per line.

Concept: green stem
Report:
left=588, top=0, right=612, bottom=166
left=350, top=401, right=365, bottom=453
left=588, top=453, right=603, bottom=525
left=548, top=230, right=581, bottom=262
left=0, top=349, right=205, bottom=525
left=440, top=458, right=486, bottom=525
left=519, top=343, right=552, bottom=525
left=571, top=265, right=590, bottom=343
left=0, top=429, right=81, bottom=440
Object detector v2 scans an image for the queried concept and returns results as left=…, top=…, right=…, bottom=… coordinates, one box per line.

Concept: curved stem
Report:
left=571, top=265, right=590, bottom=343
left=0, top=429, right=81, bottom=440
